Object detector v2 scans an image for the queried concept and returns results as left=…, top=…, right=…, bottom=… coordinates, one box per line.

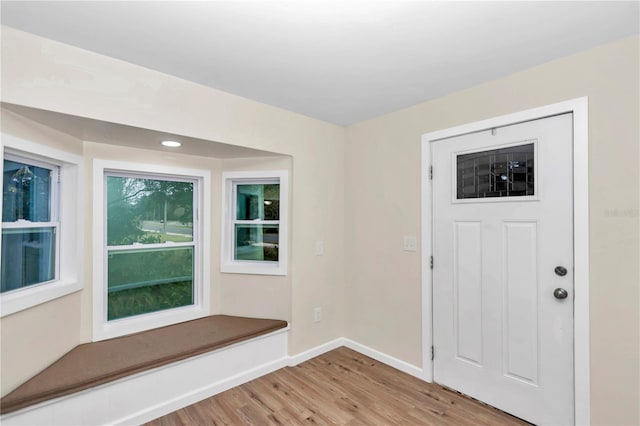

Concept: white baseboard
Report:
left=1, top=331, right=423, bottom=425
left=288, top=337, right=422, bottom=379
left=288, top=338, right=344, bottom=366
left=342, top=338, right=424, bottom=379
left=117, top=355, right=290, bottom=425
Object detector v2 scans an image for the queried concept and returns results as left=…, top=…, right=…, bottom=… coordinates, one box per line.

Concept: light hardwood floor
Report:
left=146, top=347, right=530, bottom=425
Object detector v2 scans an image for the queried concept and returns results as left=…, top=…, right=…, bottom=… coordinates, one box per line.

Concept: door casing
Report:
left=420, top=97, right=589, bottom=425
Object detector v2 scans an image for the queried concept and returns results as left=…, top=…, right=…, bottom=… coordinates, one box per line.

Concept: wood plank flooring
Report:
left=146, top=347, right=530, bottom=425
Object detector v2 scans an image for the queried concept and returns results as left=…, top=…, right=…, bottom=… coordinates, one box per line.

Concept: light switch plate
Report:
left=403, top=236, right=417, bottom=252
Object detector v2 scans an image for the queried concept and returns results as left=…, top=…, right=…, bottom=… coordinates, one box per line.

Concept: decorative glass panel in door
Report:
left=457, top=143, right=534, bottom=199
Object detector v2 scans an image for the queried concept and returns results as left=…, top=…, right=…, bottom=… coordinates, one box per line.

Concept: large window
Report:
left=93, top=160, right=210, bottom=340
left=222, top=171, right=288, bottom=275
left=0, top=137, right=82, bottom=317
left=2, top=154, right=58, bottom=293
left=105, top=174, right=195, bottom=321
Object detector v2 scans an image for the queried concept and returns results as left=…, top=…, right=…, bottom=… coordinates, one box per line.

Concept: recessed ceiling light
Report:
left=161, top=140, right=181, bottom=147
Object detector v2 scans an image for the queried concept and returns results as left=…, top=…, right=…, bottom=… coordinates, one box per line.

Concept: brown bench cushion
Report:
left=1, top=315, right=287, bottom=414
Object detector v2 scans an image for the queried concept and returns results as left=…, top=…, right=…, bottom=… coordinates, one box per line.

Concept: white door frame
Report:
left=421, top=97, right=590, bottom=425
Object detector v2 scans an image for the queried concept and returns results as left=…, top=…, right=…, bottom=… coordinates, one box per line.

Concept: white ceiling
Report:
left=2, top=1, right=639, bottom=126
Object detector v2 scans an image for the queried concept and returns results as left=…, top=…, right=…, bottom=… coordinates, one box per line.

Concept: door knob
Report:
left=553, top=288, right=568, bottom=300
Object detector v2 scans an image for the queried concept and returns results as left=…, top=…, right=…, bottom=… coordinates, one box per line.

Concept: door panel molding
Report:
left=421, top=98, right=589, bottom=425
left=454, top=221, right=483, bottom=366
left=502, top=221, right=539, bottom=386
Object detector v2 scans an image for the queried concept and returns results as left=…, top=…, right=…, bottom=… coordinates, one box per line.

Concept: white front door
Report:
left=432, top=113, right=574, bottom=425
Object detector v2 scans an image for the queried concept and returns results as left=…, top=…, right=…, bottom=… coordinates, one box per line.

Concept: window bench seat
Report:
left=1, top=315, right=288, bottom=424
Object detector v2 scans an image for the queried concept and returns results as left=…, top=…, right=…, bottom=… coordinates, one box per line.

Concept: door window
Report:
left=456, top=143, right=535, bottom=199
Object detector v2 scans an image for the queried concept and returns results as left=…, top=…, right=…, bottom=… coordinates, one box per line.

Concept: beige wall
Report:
left=345, top=36, right=640, bottom=425
left=0, top=293, right=81, bottom=395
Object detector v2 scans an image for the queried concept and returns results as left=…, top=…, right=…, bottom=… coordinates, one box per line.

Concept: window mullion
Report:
left=107, top=241, right=195, bottom=251
left=233, top=220, right=280, bottom=225
left=2, top=221, right=59, bottom=229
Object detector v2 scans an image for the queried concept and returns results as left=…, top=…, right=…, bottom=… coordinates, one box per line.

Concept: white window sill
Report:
left=94, top=305, right=210, bottom=341
left=0, top=279, right=82, bottom=317
left=221, top=262, right=286, bottom=276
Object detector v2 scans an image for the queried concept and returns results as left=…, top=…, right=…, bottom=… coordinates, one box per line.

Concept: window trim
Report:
left=221, top=170, right=288, bottom=276
left=93, top=159, right=211, bottom=341
left=0, top=134, right=83, bottom=317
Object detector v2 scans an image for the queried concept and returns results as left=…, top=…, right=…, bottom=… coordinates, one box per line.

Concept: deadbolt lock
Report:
left=554, top=266, right=568, bottom=277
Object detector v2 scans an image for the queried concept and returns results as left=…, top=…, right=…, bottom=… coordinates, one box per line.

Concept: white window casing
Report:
left=0, top=134, right=83, bottom=317
left=221, top=170, right=288, bottom=276
left=3, top=152, right=60, bottom=287
left=92, top=159, right=211, bottom=341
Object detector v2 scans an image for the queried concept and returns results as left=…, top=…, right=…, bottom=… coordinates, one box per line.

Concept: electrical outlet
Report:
left=403, top=236, right=417, bottom=252
left=315, top=240, right=324, bottom=256
left=313, top=307, right=322, bottom=322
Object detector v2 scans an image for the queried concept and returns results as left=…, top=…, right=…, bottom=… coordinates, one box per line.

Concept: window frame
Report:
left=104, top=171, right=198, bottom=322
left=0, top=134, right=83, bottom=317
left=2, top=152, right=60, bottom=291
left=451, top=139, right=540, bottom=204
left=221, top=170, right=288, bottom=276
left=93, top=159, right=211, bottom=341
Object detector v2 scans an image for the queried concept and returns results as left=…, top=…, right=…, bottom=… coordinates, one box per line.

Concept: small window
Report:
left=457, top=143, right=535, bottom=199
left=222, top=171, right=288, bottom=275
left=234, top=182, right=280, bottom=262
left=1, top=155, right=59, bottom=293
